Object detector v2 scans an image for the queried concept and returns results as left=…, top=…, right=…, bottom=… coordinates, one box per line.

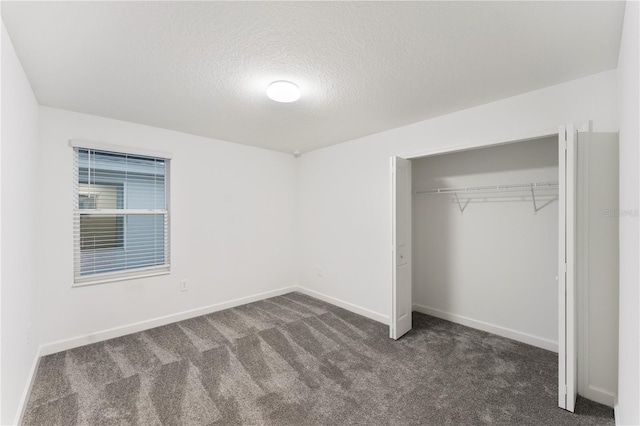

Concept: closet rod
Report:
left=414, top=181, right=559, bottom=195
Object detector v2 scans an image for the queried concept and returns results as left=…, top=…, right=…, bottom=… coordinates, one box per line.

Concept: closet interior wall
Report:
left=411, top=136, right=560, bottom=350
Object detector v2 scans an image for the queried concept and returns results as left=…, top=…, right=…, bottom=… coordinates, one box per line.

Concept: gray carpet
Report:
left=23, top=292, right=614, bottom=425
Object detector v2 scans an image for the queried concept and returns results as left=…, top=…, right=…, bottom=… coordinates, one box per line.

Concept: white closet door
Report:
left=391, top=156, right=412, bottom=340
left=559, top=124, right=578, bottom=412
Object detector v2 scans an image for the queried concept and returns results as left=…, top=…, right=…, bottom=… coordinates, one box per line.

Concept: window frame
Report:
left=70, top=139, right=172, bottom=286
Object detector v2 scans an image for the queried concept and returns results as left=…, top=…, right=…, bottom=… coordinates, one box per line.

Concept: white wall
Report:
left=411, top=137, right=559, bottom=351
left=37, top=107, right=297, bottom=351
left=0, top=22, right=41, bottom=425
left=297, top=69, right=617, bottom=322
left=297, top=70, right=619, bottom=413
left=615, top=1, right=640, bottom=424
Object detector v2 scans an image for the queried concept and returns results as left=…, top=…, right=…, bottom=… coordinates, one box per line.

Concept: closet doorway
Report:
left=391, top=125, right=581, bottom=412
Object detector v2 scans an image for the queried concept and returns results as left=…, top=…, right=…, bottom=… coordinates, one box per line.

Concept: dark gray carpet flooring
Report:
left=23, top=292, right=614, bottom=425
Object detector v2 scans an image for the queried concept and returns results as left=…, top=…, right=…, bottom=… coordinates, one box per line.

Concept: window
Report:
left=73, top=146, right=170, bottom=284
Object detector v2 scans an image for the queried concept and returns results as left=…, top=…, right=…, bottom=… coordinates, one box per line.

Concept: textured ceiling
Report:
left=1, top=1, right=625, bottom=153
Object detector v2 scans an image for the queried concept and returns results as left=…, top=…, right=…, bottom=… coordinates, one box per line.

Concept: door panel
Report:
left=577, top=131, right=619, bottom=406
left=391, top=156, right=412, bottom=340
left=559, top=124, right=578, bottom=412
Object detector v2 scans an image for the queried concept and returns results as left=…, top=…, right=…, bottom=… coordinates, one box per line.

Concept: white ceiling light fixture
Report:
left=267, top=80, right=301, bottom=103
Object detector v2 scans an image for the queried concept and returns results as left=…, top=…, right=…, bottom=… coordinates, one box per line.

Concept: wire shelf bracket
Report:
left=454, top=193, right=470, bottom=214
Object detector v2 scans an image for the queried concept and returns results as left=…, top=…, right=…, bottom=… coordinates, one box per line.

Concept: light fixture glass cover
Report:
left=267, top=80, right=301, bottom=103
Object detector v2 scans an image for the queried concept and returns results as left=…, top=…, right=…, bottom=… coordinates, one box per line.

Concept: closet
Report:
left=390, top=128, right=619, bottom=411
left=411, top=137, right=560, bottom=351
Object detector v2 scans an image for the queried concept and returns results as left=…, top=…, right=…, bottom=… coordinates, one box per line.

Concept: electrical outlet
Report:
left=317, top=267, right=323, bottom=277
left=180, top=279, right=189, bottom=292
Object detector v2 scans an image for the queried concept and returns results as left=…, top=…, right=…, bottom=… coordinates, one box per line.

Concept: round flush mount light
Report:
left=267, top=80, right=301, bottom=103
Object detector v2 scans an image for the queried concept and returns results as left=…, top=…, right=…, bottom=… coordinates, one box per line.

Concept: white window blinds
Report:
left=73, top=147, right=170, bottom=284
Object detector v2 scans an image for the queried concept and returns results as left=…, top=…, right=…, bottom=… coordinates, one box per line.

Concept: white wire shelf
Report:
left=414, top=181, right=559, bottom=214
left=414, top=181, right=559, bottom=195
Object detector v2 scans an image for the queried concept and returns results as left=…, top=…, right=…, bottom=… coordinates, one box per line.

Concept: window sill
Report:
left=73, top=266, right=170, bottom=287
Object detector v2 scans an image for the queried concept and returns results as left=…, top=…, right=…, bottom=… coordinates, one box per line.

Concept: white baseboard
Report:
left=413, top=303, right=558, bottom=352
left=40, top=286, right=298, bottom=356
left=295, top=286, right=390, bottom=325
left=39, top=284, right=390, bottom=356
left=15, top=346, right=42, bottom=425
left=582, top=385, right=615, bottom=408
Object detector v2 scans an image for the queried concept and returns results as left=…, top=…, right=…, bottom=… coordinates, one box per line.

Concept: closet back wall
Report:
left=412, top=137, right=559, bottom=350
